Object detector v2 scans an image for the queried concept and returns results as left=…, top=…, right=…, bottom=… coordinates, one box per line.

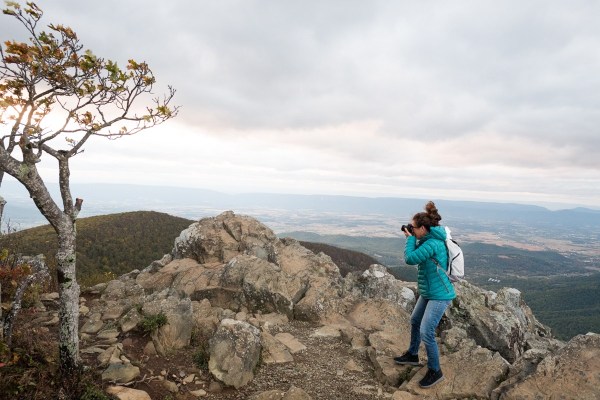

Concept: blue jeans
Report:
left=408, top=296, right=451, bottom=371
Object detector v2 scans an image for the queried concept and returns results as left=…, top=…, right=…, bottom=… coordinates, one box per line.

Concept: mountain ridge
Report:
left=2, top=210, right=599, bottom=340
left=2, top=181, right=600, bottom=231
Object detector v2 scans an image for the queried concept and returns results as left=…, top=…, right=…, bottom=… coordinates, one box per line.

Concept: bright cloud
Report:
left=2, top=0, right=600, bottom=208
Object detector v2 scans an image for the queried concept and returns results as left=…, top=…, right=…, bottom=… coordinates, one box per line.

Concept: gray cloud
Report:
left=2, top=0, right=600, bottom=207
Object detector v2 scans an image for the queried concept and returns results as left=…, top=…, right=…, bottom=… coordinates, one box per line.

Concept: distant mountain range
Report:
left=2, top=180, right=600, bottom=232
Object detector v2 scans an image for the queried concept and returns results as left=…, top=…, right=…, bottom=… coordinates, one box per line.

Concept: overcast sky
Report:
left=2, top=0, right=600, bottom=209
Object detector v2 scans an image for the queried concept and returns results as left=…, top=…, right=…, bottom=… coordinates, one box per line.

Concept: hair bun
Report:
left=425, top=201, right=437, bottom=213
left=425, top=201, right=442, bottom=224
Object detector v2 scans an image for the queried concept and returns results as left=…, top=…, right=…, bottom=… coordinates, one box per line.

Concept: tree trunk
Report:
left=0, top=196, right=5, bottom=230
left=56, top=223, right=80, bottom=374
left=0, top=150, right=82, bottom=372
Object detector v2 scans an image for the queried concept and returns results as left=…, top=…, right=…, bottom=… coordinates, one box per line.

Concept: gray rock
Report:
left=143, top=288, right=194, bottom=350
left=190, top=389, right=208, bottom=397
left=220, top=255, right=298, bottom=318
left=497, top=333, right=600, bottom=399
left=97, top=328, right=120, bottom=341
left=447, top=281, right=551, bottom=363
left=261, top=331, right=294, bottom=364
left=80, top=313, right=104, bottom=334
left=106, top=386, right=151, bottom=400
left=75, top=211, right=597, bottom=399
left=97, top=344, right=122, bottom=367
left=367, top=330, right=412, bottom=387
left=274, top=332, right=307, bottom=354
left=162, top=380, right=179, bottom=393
left=102, top=277, right=145, bottom=303
left=119, top=307, right=143, bottom=333
left=209, top=319, right=262, bottom=389
left=173, top=211, right=278, bottom=264
left=101, top=363, right=141, bottom=383
left=345, top=264, right=416, bottom=312
left=101, top=301, right=126, bottom=320
left=406, top=345, right=509, bottom=398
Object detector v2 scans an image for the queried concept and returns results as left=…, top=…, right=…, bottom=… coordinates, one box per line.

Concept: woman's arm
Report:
left=404, top=237, right=437, bottom=265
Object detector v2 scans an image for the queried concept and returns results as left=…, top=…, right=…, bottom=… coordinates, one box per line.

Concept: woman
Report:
left=394, top=201, right=456, bottom=388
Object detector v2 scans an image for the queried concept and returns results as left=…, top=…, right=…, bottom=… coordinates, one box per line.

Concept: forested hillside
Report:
left=299, top=241, right=379, bottom=276
left=0, top=211, right=193, bottom=286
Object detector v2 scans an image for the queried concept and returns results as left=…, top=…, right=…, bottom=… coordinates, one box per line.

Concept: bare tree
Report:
left=0, top=2, right=178, bottom=375
left=2, top=254, right=50, bottom=348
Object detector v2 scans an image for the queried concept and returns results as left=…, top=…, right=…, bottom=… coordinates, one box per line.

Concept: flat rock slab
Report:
left=274, top=332, right=307, bottom=354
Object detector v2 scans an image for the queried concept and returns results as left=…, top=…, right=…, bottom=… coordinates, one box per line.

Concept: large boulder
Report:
left=346, top=299, right=411, bottom=333
left=219, top=255, right=304, bottom=319
left=405, top=345, right=510, bottom=399
left=497, top=333, right=600, bottom=399
left=447, top=281, right=551, bottom=362
left=139, top=213, right=347, bottom=323
left=173, top=211, right=279, bottom=263
left=142, top=288, right=194, bottom=351
left=275, top=238, right=345, bottom=322
left=366, top=330, right=412, bottom=387
left=209, top=319, right=262, bottom=389
left=344, top=264, right=416, bottom=312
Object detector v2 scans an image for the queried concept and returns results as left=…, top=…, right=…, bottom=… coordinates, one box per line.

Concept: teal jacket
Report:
left=404, top=226, right=456, bottom=300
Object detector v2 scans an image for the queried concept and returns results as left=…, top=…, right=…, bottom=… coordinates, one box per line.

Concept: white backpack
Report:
left=433, top=227, right=465, bottom=282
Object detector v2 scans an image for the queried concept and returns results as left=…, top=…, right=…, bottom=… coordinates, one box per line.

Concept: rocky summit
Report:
left=29, top=211, right=600, bottom=399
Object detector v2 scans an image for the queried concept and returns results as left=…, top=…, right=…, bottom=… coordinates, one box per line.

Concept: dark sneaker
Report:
left=393, top=351, right=420, bottom=366
left=419, top=368, right=444, bottom=388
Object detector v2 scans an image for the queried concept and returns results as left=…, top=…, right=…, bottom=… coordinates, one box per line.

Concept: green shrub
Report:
left=192, top=347, right=209, bottom=371
left=139, top=313, right=168, bottom=335
left=81, top=385, right=117, bottom=400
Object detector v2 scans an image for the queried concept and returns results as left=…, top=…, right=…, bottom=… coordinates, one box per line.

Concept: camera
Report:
left=401, top=224, right=414, bottom=234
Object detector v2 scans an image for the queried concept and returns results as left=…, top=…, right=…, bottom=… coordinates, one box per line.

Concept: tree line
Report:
left=0, top=211, right=193, bottom=288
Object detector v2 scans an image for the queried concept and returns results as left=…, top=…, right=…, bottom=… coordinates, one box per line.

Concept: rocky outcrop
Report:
left=173, top=211, right=279, bottom=264
left=344, top=264, right=416, bottom=313
left=495, top=333, right=600, bottom=399
left=405, top=344, right=510, bottom=399
left=70, top=211, right=598, bottom=399
left=447, top=281, right=552, bottom=362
